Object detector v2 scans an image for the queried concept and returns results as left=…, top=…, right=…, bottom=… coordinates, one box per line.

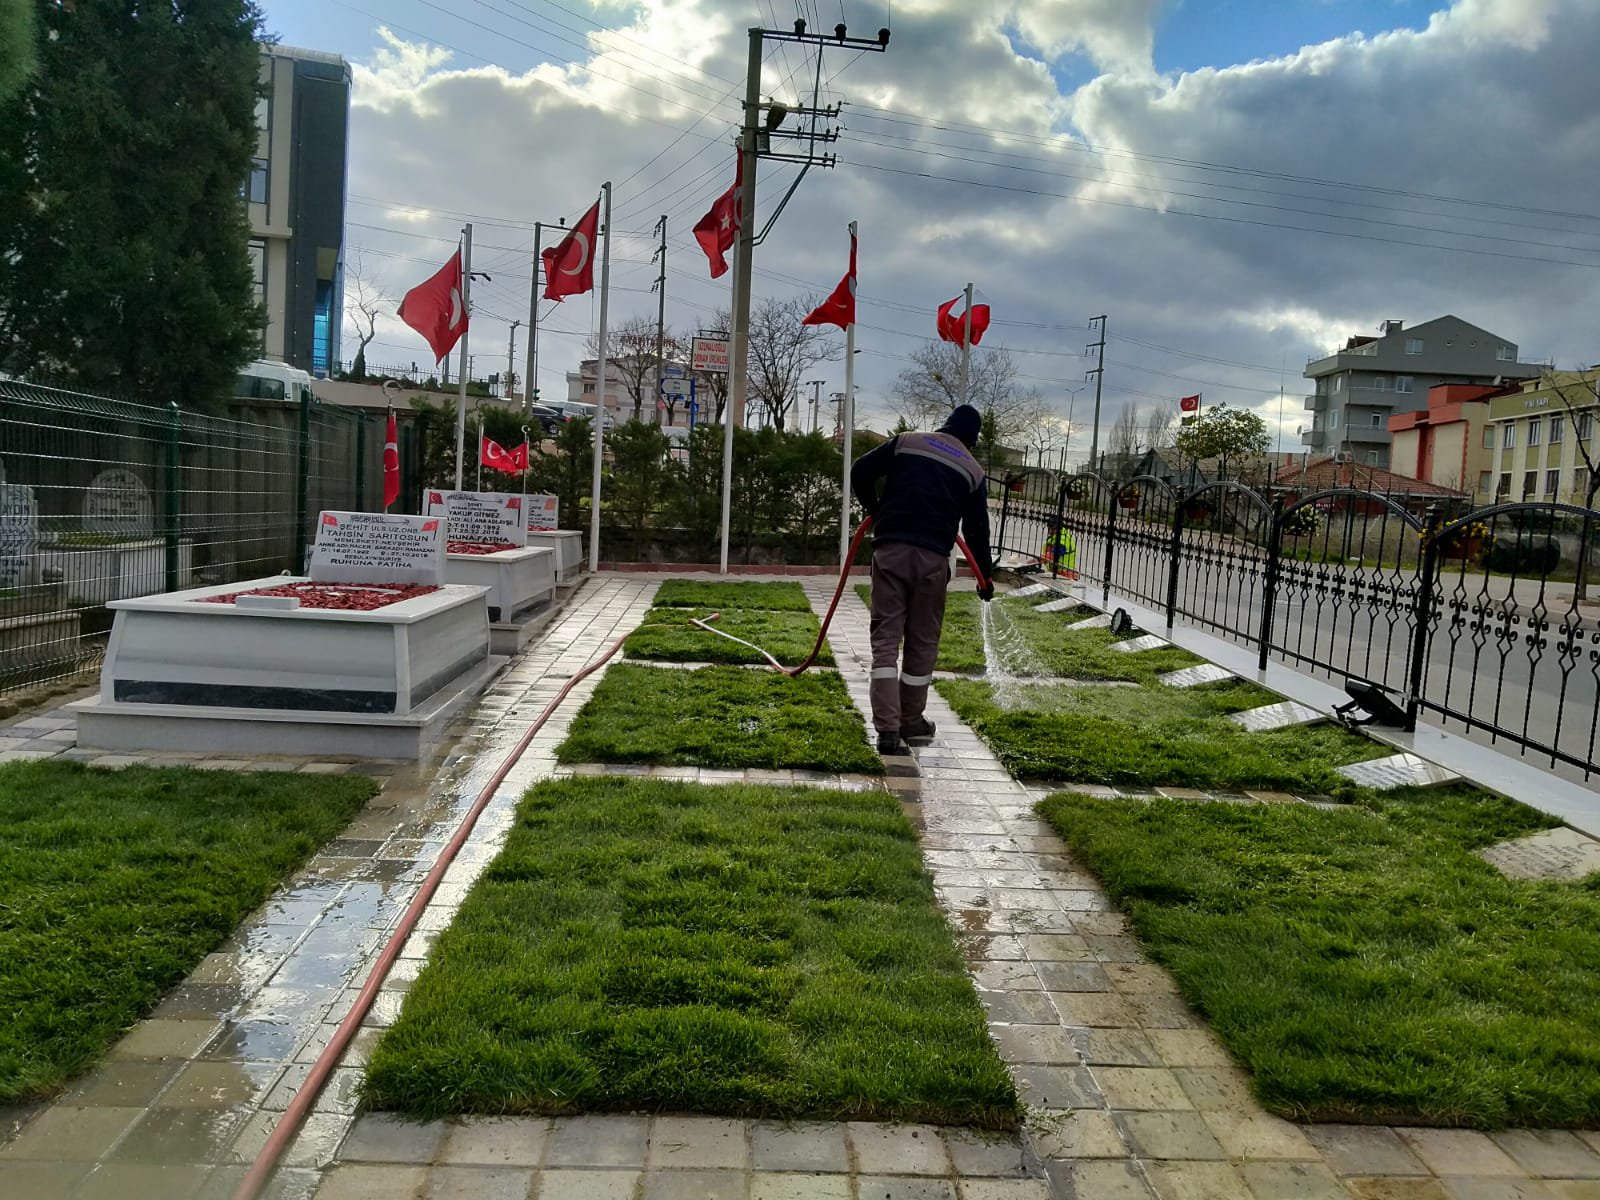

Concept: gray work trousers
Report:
left=868, top=541, right=951, bottom=733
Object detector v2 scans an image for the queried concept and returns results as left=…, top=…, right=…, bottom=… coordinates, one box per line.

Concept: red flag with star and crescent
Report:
left=692, top=159, right=742, bottom=279
left=397, top=249, right=468, bottom=363
left=936, top=295, right=990, bottom=347
left=802, top=225, right=857, bottom=329
left=542, top=198, right=601, bottom=301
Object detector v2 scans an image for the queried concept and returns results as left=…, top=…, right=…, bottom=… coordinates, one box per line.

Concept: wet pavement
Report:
left=6, top=573, right=1600, bottom=1199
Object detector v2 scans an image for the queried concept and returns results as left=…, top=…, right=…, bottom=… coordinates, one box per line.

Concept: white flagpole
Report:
left=718, top=234, right=738, bottom=574
left=959, top=280, right=973, bottom=407
left=524, top=222, right=542, bottom=417
left=840, top=220, right=857, bottom=569
left=588, top=183, right=613, bottom=572
left=454, top=223, right=473, bottom=489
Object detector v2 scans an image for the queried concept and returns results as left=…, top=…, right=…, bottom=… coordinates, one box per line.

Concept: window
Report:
left=1482, top=426, right=1496, bottom=449
left=1504, top=424, right=1517, bottom=449
left=1366, top=451, right=1380, bottom=465
left=1550, top=415, right=1564, bottom=444
left=1527, top=418, right=1541, bottom=446
left=1370, top=376, right=1389, bottom=390
left=1577, top=468, right=1592, bottom=501
left=1405, top=338, right=1424, bottom=355
left=1329, top=410, right=1340, bottom=429
left=247, top=238, right=266, bottom=306
left=1496, top=344, right=1515, bottom=361
left=1371, top=412, right=1383, bottom=427
left=1478, top=471, right=1492, bottom=495
left=247, top=157, right=268, bottom=204
left=1523, top=471, right=1537, bottom=497
left=1395, top=376, right=1414, bottom=393
left=583, top=382, right=595, bottom=394
left=1332, top=375, right=1343, bottom=392
left=254, top=96, right=270, bottom=131
left=1579, top=412, right=1594, bottom=442
left=1545, top=469, right=1561, bottom=496
left=1498, top=472, right=1511, bottom=496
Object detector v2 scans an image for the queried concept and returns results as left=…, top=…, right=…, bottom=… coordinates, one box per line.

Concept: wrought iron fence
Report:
left=989, top=469, right=1600, bottom=781
left=1, top=380, right=395, bottom=699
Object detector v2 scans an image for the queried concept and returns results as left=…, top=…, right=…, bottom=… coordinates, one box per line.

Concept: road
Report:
left=993, top=501, right=1600, bottom=785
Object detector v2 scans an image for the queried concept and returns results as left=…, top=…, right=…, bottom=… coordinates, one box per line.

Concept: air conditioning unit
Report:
left=1335, top=451, right=1354, bottom=464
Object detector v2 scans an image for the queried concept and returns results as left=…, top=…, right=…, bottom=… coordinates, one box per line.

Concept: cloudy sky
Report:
left=262, top=0, right=1600, bottom=461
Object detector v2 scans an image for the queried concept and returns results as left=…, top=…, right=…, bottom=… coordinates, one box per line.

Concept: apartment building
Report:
left=1387, top=383, right=1507, bottom=502
left=1484, top=369, right=1600, bottom=505
left=249, top=45, right=351, bottom=375
left=1303, top=316, right=1543, bottom=469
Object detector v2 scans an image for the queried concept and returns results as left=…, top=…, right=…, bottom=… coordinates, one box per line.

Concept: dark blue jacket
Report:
left=851, top=431, right=993, bottom=575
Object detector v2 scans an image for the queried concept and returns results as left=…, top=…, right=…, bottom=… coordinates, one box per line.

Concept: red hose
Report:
left=233, top=625, right=635, bottom=1200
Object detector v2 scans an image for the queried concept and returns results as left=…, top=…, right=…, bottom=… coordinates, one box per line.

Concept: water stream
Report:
left=978, top=596, right=1055, bottom=710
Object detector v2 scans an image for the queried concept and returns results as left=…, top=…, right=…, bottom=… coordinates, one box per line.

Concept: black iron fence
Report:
left=0, top=380, right=402, bottom=699
left=991, top=469, right=1600, bottom=781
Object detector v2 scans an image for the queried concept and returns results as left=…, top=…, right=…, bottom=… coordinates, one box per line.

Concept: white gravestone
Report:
left=526, top=494, right=560, bottom=533
left=421, top=490, right=529, bottom=547
left=82, top=468, right=154, bottom=538
left=308, top=511, right=446, bottom=586
left=0, top=483, right=38, bottom=589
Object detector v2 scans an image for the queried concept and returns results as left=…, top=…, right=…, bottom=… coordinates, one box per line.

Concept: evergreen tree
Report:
left=0, top=0, right=266, bottom=409
left=0, top=0, right=36, bottom=104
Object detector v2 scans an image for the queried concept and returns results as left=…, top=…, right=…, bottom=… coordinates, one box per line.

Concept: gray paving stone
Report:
left=848, top=1123, right=950, bottom=1175
left=545, top=1114, right=651, bottom=1168
left=1337, top=753, right=1461, bottom=790
left=853, top=1178, right=957, bottom=1200
left=1009, top=1063, right=1103, bottom=1111
left=956, top=1182, right=1051, bottom=1200
left=751, top=1175, right=853, bottom=1200
left=1044, top=1159, right=1155, bottom=1198
left=647, top=1116, right=748, bottom=1170
left=338, top=1114, right=447, bottom=1163
left=1396, top=1128, right=1524, bottom=1177
left=751, top=1122, right=849, bottom=1173
left=438, top=1116, right=551, bottom=1167
left=422, top=1165, right=534, bottom=1200
left=1301, top=1124, right=1429, bottom=1177
left=940, top=1129, right=1027, bottom=1177
left=1143, top=1160, right=1250, bottom=1198
left=317, top=1164, right=429, bottom=1200
left=1239, top=1161, right=1347, bottom=1199
left=1119, top=1111, right=1227, bottom=1160
left=528, top=1169, right=640, bottom=1199
left=1489, top=1129, right=1600, bottom=1177
left=642, top=1169, right=748, bottom=1200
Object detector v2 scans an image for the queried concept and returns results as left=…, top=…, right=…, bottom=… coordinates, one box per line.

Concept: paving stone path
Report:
left=5, top=574, right=1600, bottom=1199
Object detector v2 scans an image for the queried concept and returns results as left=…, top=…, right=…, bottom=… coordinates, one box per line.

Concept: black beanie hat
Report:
left=939, top=404, right=982, bottom=448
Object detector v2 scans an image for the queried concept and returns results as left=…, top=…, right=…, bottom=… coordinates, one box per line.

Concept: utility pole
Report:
left=453, top=224, right=473, bottom=489
left=653, top=214, right=668, bottom=426
left=523, top=223, right=542, bottom=417
left=1086, top=314, right=1107, bottom=472
left=959, top=281, right=974, bottom=405
left=807, top=378, right=824, bottom=433
left=506, top=320, right=520, bottom=402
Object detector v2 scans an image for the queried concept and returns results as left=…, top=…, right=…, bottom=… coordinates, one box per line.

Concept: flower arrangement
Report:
left=1116, top=485, right=1140, bottom=509
left=1280, top=507, right=1321, bottom=537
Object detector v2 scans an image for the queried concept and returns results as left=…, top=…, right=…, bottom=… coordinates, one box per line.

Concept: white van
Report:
left=234, top=359, right=315, bottom=406
left=547, top=399, right=616, bottom=428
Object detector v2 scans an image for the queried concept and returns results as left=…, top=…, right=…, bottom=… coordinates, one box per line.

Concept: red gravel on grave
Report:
left=197, top=581, right=442, bottom=611
left=447, top=541, right=520, bottom=555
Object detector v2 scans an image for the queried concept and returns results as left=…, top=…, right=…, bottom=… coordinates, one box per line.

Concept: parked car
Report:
left=546, top=399, right=616, bottom=428
left=527, top=404, right=565, bottom=437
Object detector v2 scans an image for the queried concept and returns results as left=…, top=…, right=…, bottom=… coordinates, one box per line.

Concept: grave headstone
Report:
left=0, top=482, right=38, bottom=589
left=526, top=494, right=560, bottom=533
left=421, top=490, right=529, bottom=547
left=308, top=510, right=445, bottom=586
left=82, top=468, right=155, bottom=538
left=1478, top=827, right=1600, bottom=882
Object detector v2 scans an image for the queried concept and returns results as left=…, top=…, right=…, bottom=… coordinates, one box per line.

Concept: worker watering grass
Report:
left=1044, top=523, right=1078, bottom=578
left=851, top=404, right=995, bottom=755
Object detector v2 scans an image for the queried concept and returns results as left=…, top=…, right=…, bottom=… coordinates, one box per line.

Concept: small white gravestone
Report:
left=421, top=490, right=530, bottom=547
left=526, top=494, right=560, bottom=533
left=308, top=510, right=446, bottom=586
left=82, top=468, right=154, bottom=538
left=0, top=482, right=38, bottom=589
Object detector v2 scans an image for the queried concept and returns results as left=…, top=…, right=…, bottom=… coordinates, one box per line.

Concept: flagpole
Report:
left=717, top=227, right=738, bottom=574
left=840, top=220, right=857, bottom=569
left=454, top=223, right=473, bottom=489
left=520, top=423, right=530, bottom=521
left=524, top=222, right=542, bottom=417
left=959, top=280, right=973, bottom=406
left=588, top=182, right=612, bottom=573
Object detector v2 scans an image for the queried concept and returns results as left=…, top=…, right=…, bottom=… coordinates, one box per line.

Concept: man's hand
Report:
left=977, top=582, right=994, bottom=603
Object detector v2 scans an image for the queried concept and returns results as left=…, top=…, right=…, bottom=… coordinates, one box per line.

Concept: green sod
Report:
left=0, top=761, right=376, bottom=1104
left=853, top=585, right=986, bottom=674
left=363, top=777, right=1019, bottom=1125
left=625, top=606, right=834, bottom=668
left=558, top=663, right=882, bottom=774
left=993, top=595, right=1205, bottom=683
left=1035, top=787, right=1600, bottom=1128
left=936, top=677, right=1381, bottom=793
left=652, top=579, right=814, bottom=611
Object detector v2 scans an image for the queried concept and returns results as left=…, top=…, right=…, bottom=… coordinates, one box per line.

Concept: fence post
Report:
left=996, top=480, right=1012, bottom=561
left=354, top=414, right=367, bottom=509
left=1048, top=479, right=1068, bottom=581
left=294, top=386, right=312, bottom=573
left=1404, top=505, right=1441, bottom=731
left=1165, top=495, right=1185, bottom=628
left=1102, top=485, right=1116, bottom=608
left=1257, top=495, right=1285, bottom=671
left=164, top=401, right=180, bottom=593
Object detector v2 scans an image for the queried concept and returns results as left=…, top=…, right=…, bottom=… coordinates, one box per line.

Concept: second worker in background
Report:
left=851, top=403, right=995, bottom=756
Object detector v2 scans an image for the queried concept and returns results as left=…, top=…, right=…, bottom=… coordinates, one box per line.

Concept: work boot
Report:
left=900, top=716, right=936, bottom=743
left=876, top=731, right=910, bottom=756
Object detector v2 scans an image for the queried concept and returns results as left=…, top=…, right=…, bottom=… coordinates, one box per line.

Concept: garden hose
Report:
left=690, top=517, right=992, bottom=676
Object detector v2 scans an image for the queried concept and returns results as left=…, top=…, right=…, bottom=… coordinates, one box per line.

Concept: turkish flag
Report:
left=936, top=296, right=990, bottom=346
left=1179, top=394, right=1201, bottom=412
left=692, top=160, right=742, bottom=279
left=481, top=435, right=529, bottom=473
left=397, top=250, right=468, bottom=363
left=542, top=199, right=601, bottom=301
left=382, top=411, right=400, bottom=509
left=802, top=227, right=857, bottom=329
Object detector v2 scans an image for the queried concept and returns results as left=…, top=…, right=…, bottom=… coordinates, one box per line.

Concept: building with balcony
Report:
left=1387, top=382, right=1509, bottom=502
left=1484, top=369, right=1600, bottom=505
left=249, top=45, right=351, bottom=376
left=1302, top=316, right=1542, bottom=469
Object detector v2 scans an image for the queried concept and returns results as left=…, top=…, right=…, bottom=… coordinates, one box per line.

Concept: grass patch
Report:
left=364, top=776, right=1018, bottom=1125
left=852, top=585, right=986, bottom=675
left=652, top=579, right=814, bottom=611
left=937, top=677, right=1380, bottom=793
left=993, top=596, right=1204, bottom=684
left=1034, top=787, right=1600, bottom=1128
left=558, top=664, right=882, bottom=774
left=625, top=607, right=833, bottom=668
left=0, top=761, right=377, bottom=1104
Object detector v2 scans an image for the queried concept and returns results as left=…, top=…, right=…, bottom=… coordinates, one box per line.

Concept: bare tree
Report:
left=888, top=342, right=1032, bottom=442
left=1142, top=405, right=1175, bottom=453
left=343, top=251, right=390, bottom=379
left=1543, top=369, right=1600, bottom=600
left=1015, top=392, right=1068, bottom=467
left=588, top=313, right=678, bottom=423
left=1108, top=405, right=1139, bottom=474
left=746, top=296, right=840, bottom=430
